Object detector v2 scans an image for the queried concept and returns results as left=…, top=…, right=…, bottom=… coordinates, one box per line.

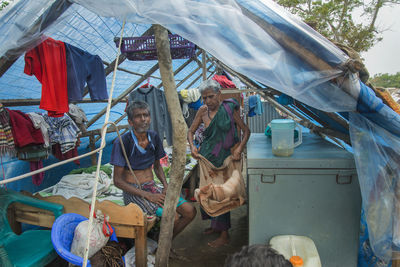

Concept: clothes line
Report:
left=0, top=98, right=127, bottom=107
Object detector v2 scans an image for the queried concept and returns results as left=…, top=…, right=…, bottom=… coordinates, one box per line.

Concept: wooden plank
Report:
left=34, top=195, right=145, bottom=225
left=79, top=124, right=129, bottom=138
left=135, top=214, right=148, bottom=267
left=12, top=195, right=158, bottom=239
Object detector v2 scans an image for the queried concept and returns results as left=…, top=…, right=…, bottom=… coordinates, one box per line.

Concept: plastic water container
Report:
left=269, top=235, right=321, bottom=267
left=269, top=119, right=302, bottom=157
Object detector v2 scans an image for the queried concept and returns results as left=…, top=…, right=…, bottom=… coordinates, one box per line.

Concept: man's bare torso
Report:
left=122, top=167, right=154, bottom=184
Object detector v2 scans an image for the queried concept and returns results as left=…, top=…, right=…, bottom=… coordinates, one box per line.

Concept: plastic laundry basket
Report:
left=51, top=213, right=121, bottom=267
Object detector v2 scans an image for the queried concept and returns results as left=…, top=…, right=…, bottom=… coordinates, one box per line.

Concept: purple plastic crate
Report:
left=114, top=34, right=196, bottom=61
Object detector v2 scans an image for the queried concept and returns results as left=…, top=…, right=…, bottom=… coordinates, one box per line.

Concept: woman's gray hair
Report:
left=198, top=79, right=221, bottom=94
left=126, top=100, right=150, bottom=120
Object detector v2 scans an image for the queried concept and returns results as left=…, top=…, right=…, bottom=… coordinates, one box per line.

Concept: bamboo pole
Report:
left=156, top=49, right=202, bottom=89
left=202, top=49, right=207, bottom=80
left=102, top=60, right=163, bottom=80
left=185, top=64, right=214, bottom=89
left=259, top=91, right=351, bottom=144
left=0, top=98, right=126, bottom=107
left=93, top=51, right=202, bottom=143
left=176, top=66, right=201, bottom=88
left=285, top=104, right=350, bottom=145
left=153, top=24, right=187, bottom=267
left=86, top=63, right=159, bottom=128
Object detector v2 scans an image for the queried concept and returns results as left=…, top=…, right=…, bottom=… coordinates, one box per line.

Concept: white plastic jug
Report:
left=269, top=235, right=321, bottom=267
left=269, top=119, right=302, bottom=157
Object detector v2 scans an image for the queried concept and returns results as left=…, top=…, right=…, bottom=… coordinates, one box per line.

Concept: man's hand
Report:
left=191, top=145, right=200, bottom=159
left=146, top=192, right=165, bottom=207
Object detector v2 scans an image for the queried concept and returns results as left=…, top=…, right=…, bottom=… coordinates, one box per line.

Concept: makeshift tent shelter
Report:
left=0, top=0, right=400, bottom=266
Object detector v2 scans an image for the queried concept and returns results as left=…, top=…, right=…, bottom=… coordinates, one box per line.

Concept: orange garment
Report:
left=24, top=38, right=68, bottom=117
left=195, top=155, right=246, bottom=217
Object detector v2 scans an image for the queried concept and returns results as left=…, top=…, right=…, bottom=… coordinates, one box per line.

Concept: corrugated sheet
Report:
left=247, top=101, right=282, bottom=133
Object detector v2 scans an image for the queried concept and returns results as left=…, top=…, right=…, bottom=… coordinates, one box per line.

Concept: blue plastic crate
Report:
left=115, top=34, right=196, bottom=61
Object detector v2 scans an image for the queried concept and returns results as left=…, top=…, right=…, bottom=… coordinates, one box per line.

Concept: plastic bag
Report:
left=70, top=210, right=113, bottom=259
left=124, top=238, right=158, bottom=267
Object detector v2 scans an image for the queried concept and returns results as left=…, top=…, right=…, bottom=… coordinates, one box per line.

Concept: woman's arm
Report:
left=231, top=108, right=250, bottom=160
left=187, top=105, right=206, bottom=159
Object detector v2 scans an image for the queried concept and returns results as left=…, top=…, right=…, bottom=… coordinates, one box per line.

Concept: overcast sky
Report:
left=362, top=4, right=400, bottom=76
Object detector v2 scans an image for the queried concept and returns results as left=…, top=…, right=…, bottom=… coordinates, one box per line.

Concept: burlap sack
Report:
left=194, top=155, right=246, bottom=217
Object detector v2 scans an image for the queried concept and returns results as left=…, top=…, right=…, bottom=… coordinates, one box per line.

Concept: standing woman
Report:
left=187, top=79, right=250, bottom=248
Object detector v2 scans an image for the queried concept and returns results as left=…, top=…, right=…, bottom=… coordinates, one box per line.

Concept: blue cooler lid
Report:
left=270, top=119, right=295, bottom=129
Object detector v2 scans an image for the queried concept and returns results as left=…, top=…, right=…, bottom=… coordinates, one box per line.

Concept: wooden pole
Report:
left=89, top=135, right=97, bottom=166
left=202, top=49, right=207, bottom=80
left=156, top=49, right=202, bottom=89
left=153, top=24, right=188, bottom=267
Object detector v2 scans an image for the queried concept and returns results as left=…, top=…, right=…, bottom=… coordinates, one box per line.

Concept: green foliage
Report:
left=0, top=1, right=9, bottom=11
left=370, top=72, right=400, bottom=88
left=274, top=0, right=400, bottom=52
left=69, top=164, right=113, bottom=177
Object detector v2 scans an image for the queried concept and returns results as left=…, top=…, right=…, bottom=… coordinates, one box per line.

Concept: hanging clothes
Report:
left=68, top=104, right=88, bottom=132
left=65, top=43, right=108, bottom=101
left=248, top=94, right=263, bottom=117
left=128, top=86, right=173, bottom=146
left=43, top=114, right=80, bottom=154
left=29, top=161, right=45, bottom=186
left=16, top=145, right=50, bottom=161
left=7, top=109, right=44, bottom=148
left=0, top=104, right=16, bottom=157
left=212, top=74, right=236, bottom=88
left=24, top=37, right=68, bottom=117
left=27, top=112, right=51, bottom=148
left=52, top=143, right=80, bottom=165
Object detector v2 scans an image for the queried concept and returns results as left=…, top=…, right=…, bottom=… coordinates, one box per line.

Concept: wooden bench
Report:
left=8, top=194, right=156, bottom=267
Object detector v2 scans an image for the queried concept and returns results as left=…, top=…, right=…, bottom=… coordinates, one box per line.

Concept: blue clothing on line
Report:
left=248, top=95, right=263, bottom=117
left=65, top=43, right=108, bottom=101
left=110, top=130, right=166, bottom=170
left=188, top=98, right=203, bottom=110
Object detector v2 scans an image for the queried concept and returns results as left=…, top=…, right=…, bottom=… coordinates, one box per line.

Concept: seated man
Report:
left=110, top=100, right=196, bottom=239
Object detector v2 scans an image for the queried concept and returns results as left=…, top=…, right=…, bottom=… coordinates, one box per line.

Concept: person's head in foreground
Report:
left=224, top=244, right=293, bottom=267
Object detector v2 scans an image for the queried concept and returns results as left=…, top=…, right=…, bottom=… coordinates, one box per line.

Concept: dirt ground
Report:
left=169, top=202, right=248, bottom=267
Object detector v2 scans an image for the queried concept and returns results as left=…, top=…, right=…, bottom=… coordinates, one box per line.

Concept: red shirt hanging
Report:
left=24, top=37, right=68, bottom=117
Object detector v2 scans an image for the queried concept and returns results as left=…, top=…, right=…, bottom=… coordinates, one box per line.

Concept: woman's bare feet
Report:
left=207, top=231, right=229, bottom=248
left=203, top=227, right=220, bottom=235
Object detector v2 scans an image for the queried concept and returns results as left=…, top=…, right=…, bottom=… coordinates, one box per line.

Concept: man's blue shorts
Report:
left=155, top=197, right=187, bottom=217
